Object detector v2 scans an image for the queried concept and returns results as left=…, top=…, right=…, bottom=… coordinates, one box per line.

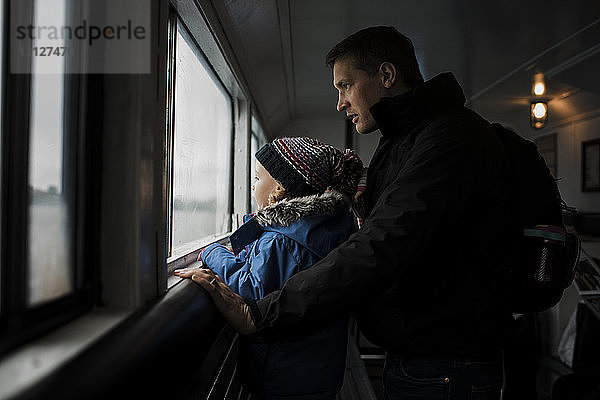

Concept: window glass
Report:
left=171, top=21, right=232, bottom=252
left=250, top=116, right=266, bottom=213
left=27, top=0, right=73, bottom=306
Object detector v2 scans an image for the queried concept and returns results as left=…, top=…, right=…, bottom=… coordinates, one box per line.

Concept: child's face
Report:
left=252, top=161, right=281, bottom=210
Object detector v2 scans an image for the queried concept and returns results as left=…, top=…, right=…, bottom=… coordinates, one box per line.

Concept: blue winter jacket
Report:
left=201, top=191, right=353, bottom=399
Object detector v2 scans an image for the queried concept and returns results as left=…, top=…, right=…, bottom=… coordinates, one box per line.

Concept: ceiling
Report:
left=211, top=0, right=600, bottom=138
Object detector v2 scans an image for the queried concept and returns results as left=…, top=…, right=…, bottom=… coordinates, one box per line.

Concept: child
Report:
left=176, top=137, right=363, bottom=400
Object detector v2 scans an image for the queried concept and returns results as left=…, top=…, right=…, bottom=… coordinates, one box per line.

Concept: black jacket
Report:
left=250, top=72, right=513, bottom=358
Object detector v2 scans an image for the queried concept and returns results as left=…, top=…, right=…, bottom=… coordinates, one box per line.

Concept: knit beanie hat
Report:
left=255, top=137, right=363, bottom=197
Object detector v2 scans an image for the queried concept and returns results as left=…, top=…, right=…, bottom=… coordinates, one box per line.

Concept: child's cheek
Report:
left=253, top=192, right=263, bottom=211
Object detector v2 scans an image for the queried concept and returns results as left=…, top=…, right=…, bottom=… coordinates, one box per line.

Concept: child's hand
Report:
left=174, top=263, right=207, bottom=278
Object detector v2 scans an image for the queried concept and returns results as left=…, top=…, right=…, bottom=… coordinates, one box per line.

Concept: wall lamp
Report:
left=530, top=101, right=548, bottom=129
left=532, top=73, right=545, bottom=96
left=530, top=73, right=548, bottom=129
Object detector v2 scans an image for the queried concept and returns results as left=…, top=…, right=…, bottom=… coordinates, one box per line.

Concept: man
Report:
left=194, top=26, right=512, bottom=399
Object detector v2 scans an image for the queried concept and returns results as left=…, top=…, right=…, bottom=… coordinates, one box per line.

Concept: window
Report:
left=165, top=3, right=257, bottom=275
left=168, top=20, right=233, bottom=257
left=27, top=0, right=73, bottom=306
left=1, top=0, right=91, bottom=355
left=250, top=115, right=266, bottom=213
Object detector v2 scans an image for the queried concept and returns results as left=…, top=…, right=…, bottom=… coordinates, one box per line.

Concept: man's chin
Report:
left=355, top=123, right=377, bottom=135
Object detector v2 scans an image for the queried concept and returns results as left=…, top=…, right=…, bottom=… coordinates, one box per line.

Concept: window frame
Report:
left=166, top=15, right=235, bottom=259
left=250, top=113, right=267, bottom=213
left=0, top=0, right=94, bottom=356
left=165, top=0, right=255, bottom=280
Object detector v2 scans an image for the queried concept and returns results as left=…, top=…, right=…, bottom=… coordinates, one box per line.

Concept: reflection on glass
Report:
left=27, top=0, right=73, bottom=306
left=171, top=22, right=232, bottom=251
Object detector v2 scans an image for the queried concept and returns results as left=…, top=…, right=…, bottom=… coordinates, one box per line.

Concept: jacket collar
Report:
left=229, top=191, right=349, bottom=254
left=255, top=190, right=348, bottom=227
left=369, top=72, right=466, bottom=139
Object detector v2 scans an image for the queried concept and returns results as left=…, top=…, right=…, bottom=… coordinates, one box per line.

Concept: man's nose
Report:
left=337, top=94, right=347, bottom=112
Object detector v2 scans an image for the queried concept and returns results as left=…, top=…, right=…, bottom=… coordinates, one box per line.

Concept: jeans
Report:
left=383, top=355, right=503, bottom=400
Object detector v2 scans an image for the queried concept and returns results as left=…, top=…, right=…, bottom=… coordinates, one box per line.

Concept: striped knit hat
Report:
left=256, top=137, right=363, bottom=197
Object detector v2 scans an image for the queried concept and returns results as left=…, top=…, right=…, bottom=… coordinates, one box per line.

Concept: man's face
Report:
left=333, top=58, right=386, bottom=134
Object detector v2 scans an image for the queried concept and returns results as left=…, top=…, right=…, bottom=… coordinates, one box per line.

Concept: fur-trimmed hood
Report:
left=255, top=190, right=349, bottom=227
left=229, top=190, right=354, bottom=259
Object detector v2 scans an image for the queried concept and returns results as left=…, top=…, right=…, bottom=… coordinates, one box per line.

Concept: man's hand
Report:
left=190, top=268, right=257, bottom=335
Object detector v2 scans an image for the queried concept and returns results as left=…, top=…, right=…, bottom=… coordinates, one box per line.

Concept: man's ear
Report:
left=379, top=62, right=397, bottom=89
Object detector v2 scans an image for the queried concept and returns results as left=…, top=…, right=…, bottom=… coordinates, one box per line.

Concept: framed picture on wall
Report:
left=535, top=133, right=557, bottom=177
left=582, top=138, right=600, bottom=192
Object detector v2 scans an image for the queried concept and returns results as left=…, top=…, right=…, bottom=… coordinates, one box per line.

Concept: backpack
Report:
left=491, top=123, right=581, bottom=314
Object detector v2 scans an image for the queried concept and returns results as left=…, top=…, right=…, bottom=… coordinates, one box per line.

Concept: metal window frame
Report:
left=165, top=9, right=176, bottom=257
left=0, top=0, right=94, bottom=356
left=167, top=16, right=235, bottom=258
left=249, top=112, right=267, bottom=213
left=166, top=0, right=253, bottom=273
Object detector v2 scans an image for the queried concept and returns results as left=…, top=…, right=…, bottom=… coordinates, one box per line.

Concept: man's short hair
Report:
left=326, top=26, right=424, bottom=88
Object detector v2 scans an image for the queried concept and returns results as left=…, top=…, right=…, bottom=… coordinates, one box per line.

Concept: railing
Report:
left=12, top=278, right=379, bottom=400
left=13, top=279, right=228, bottom=399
